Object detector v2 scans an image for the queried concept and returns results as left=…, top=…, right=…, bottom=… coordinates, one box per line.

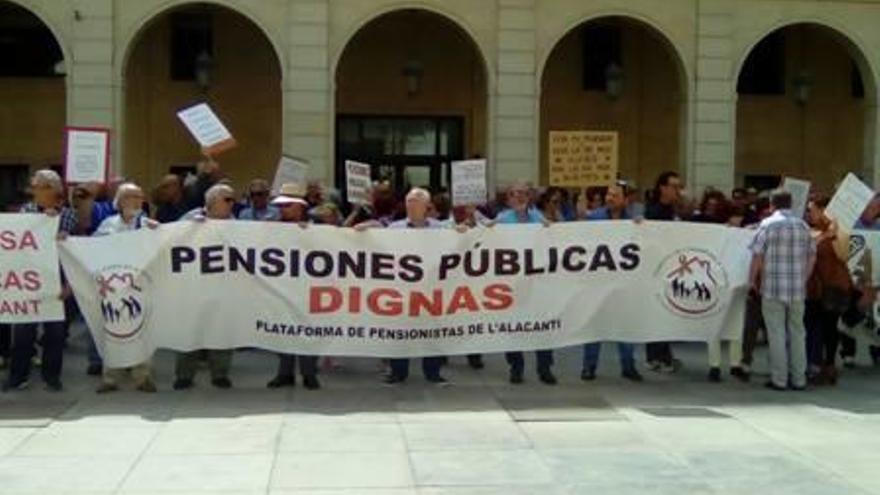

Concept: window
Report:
left=582, top=24, right=622, bottom=91
left=170, top=12, right=213, bottom=81
left=737, top=32, right=786, bottom=95
left=0, top=3, right=64, bottom=78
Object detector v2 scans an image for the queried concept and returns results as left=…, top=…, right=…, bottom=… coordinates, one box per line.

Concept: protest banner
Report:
left=549, top=131, right=618, bottom=187
left=59, top=221, right=752, bottom=367
left=451, top=159, right=488, bottom=207
left=176, top=103, right=237, bottom=156
left=826, top=173, right=874, bottom=230
left=63, top=127, right=110, bottom=184
left=345, top=160, right=372, bottom=205
left=271, top=156, right=309, bottom=195
left=0, top=214, right=64, bottom=323
left=781, top=177, right=810, bottom=220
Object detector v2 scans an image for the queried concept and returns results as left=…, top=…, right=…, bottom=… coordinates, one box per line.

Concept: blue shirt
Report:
left=494, top=208, right=546, bottom=225
left=238, top=206, right=280, bottom=221
left=586, top=207, right=630, bottom=221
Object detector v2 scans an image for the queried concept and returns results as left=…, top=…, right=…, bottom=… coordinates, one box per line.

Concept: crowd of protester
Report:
left=2, top=160, right=880, bottom=394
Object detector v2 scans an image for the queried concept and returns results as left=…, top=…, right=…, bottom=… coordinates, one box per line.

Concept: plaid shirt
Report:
left=19, top=202, right=78, bottom=235
left=749, top=210, right=816, bottom=302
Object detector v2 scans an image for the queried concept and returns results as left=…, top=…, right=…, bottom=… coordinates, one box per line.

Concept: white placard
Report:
left=272, top=156, right=309, bottom=195
left=176, top=103, right=235, bottom=153
left=64, top=127, right=109, bottom=184
left=346, top=160, right=372, bottom=205
left=451, top=159, right=488, bottom=206
left=826, top=173, right=875, bottom=230
left=781, top=177, right=811, bottom=219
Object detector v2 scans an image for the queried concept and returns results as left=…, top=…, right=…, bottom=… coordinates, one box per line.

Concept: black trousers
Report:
left=805, top=300, right=841, bottom=367
left=9, top=322, right=65, bottom=385
left=645, top=343, right=674, bottom=364
left=741, top=296, right=764, bottom=366
left=0, top=324, right=11, bottom=359
left=276, top=354, right=317, bottom=378
left=389, top=357, right=443, bottom=381
left=505, top=350, right=553, bottom=374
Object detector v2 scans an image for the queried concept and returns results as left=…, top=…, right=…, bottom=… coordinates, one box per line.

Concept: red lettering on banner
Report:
left=0, top=299, right=41, bottom=316
left=0, top=271, right=41, bottom=292
left=0, top=230, right=39, bottom=251
left=307, top=284, right=516, bottom=317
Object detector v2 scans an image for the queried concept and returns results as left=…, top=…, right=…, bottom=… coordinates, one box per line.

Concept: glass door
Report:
left=336, top=115, right=464, bottom=200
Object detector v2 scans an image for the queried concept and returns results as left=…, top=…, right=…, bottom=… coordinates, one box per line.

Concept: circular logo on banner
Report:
left=95, top=265, right=150, bottom=341
left=655, top=249, right=728, bottom=318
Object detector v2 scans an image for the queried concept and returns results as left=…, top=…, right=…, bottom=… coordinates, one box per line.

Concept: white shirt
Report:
left=93, top=213, right=144, bottom=236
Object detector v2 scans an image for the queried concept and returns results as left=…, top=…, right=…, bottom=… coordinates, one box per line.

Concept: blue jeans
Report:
left=582, top=342, right=636, bottom=373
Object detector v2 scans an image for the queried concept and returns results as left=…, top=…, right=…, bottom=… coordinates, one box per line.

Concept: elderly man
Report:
left=153, top=174, right=188, bottom=223
left=581, top=182, right=643, bottom=382
left=93, top=183, right=159, bottom=393
left=238, top=179, right=279, bottom=221
left=3, top=170, right=77, bottom=392
left=174, top=184, right=237, bottom=390
left=492, top=181, right=557, bottom=385
left=750, top=190, right=816, bottom=391
left=358, top=188, right=459, bottom=386
left=266, top=184, right=320, bottom=390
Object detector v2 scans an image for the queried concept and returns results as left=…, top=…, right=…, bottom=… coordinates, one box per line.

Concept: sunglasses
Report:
left=250, top=191, right=269, bottom=197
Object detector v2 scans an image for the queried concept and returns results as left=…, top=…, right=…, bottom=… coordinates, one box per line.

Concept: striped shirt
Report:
left=749, top=210, right=816, bottom=302
left=19, top=202, right=78, bottom=235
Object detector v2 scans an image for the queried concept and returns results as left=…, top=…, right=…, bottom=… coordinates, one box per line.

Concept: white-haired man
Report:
left=92, top=183, right=159, bottom=393
left=3, top=170, right=77, bottom=392
left=357, top=187, right=464, bottom=385
left=175, top=184, right=237, bottom=390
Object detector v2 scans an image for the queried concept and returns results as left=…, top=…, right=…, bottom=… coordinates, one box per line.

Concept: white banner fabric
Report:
left=0, top=214, right=64, bottom=323
left=58, top=221, right=753, bottom=367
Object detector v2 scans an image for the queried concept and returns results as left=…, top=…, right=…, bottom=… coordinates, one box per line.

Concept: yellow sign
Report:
left=548, top=131, right=619, bottom=187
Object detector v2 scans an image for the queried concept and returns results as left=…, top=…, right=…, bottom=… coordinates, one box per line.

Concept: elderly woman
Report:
left=93, top=183, right=159, bottom=393
left=3, top=170, right=77, bottom=392
left=175, top=184, right=237, bottom=390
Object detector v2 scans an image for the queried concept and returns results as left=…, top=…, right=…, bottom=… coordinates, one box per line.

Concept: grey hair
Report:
left=113, top=182, right=143, bottom=210
left=406, top=187, right=431, bottom=203
left=205, top=183, right=235, bottom=206
left=31, top=169, right=63, bottom=193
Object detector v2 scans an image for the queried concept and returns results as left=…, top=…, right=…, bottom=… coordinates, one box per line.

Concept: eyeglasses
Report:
left=250, top=191, right=269, bottom=197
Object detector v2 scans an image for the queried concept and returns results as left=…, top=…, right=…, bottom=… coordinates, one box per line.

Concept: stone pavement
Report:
left=2, top=326, right=880, bottom=494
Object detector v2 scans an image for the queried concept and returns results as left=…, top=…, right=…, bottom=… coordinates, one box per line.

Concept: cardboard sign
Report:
left=826, top=173, right=875, bottom=230
left=781, top=177, right=811, bottom=219
left=63, top=127, right=110, bottom=184
left=549, top=131, right=618, bottom=187
left=271, top=156, right=309, bottom=195
left=176, top=103, right=236, bottom=156
left=451, top=159, right=488, bottom=206
left=345, top=160, right=372, bottom=205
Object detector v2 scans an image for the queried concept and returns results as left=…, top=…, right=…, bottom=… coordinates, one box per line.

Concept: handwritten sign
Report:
left=826, top=173, right=875, bottom=230
left=451, top=159, right=488, bottom=206
left=271, top=156, right=309, bottom=195
left=346, top=160, right=372, bottom=205
left=549, top=131, right=618, bottom=187
left=176, top=103, right=236, bottom=156
left=781, top=177, right=811, bottom=219
left=63, top=127, right=110, bottom=184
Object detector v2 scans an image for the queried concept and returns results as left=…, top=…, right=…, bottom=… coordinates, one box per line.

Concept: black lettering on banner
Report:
left=260, top=248, right=286, bottom=277
left=589, top=245, right=617, bottom=271
left=495, top=249, right=520, bottom=276
left=229, top=247, right=256, bottom=274
left=524, top=249, right=545, bottom=275
left=464, top=249, right=489, bottom=277
left=339, top=251, right=367, bottom=279
left=305, top=251, right=334, bottom=277
left=439, top=254, right=461, bottom=281
left=372, top=253, right=396, bottom=280
left=170, top=246, right=196, bottom=273
left=562, top=246, right=587, bottom=271
left=619, top=243, right=641, bottom=270
left=399, top=255, right=424, bottom=282
left=201, top=245, right=224, bottom=274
